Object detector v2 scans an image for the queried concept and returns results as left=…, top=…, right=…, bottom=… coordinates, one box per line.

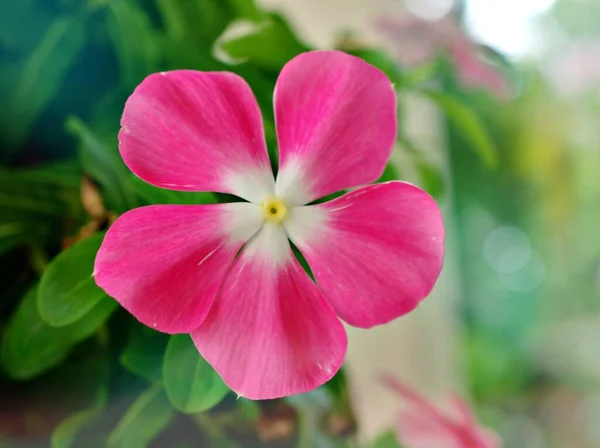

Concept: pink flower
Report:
left=378, top=16, right=510, bottom=100
left=382, top=374, right=501, bottom=448
left=94, top=51, right=445, bottom=400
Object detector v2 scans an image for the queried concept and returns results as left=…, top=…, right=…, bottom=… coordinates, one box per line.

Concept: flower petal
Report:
left=94, top=203, right=262, bottom=333
left=285, top=181, right=444, bottom=328
left=191, top=223, right=347, bottom=400
left=396, top=409, right=464, bottom=448
left=273, top=50, right=397, bottom=205
left=120, top=70, right=274, bottom=202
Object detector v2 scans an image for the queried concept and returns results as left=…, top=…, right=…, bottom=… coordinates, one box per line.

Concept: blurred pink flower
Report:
left=93, top=51, right=446, bottom=400
left=382, top=374, right=501, bottom=448
left=378, top=16, right=510, bottom=99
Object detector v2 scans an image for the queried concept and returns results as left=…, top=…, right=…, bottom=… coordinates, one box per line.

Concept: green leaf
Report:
left=51, top=351, right=110, bottom=448
left=52, top=408, right=103, bottom=448
left=155, top=0, right=232, bottom=46
left=67, top=116, right=137, bottom=213
left=415, top=159, right=444, bottom=199
left=223, top=0, right=264, bottom=21
left=372, top=431, right=402, bottom=448
left=130, top=175, right=218, bottom=205
left=377, top=163, right=401, bottom=183
left=38, top=232, right=106, bottom=326
left=107, top=385, right=175, bottom=448
left=220, top=13, right=310, bottom=71
left=347, top=48, right=403, bottom=85
left=1, top=285, right=117, bottom=380
left=2, top=15, right=87, bottom=155
left=120, top=325, right=170, bottom=383
left=106, top=0, right=160, bottom=89
left=423, top=90, right=498, bottom=167
left=163, top=335, right=229, bottom=413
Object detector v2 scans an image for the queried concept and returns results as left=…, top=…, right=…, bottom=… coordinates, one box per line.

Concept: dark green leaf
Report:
left=130, top=175, right=218, bottom=205
left=220, top=14, right=310, bottom=71
left=1, top=285, right=117, bottom=380
left=107, top=385, right=175, bottom=448
left=67, top=116, right=137, bottom=213
left=422, top=90, right=498, bottom=167
left=120, top=325, right=170, bottom=383
left=163, top=335, right=229, bottom=413
left=2, top=16, right=87, bottom=154
left=38, top=232, right=106, bottom=326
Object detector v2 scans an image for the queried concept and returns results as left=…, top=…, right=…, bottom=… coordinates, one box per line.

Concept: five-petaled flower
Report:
left=94, top=51, right=445, bottom=400
left=382, top=374, right=501, bottom=448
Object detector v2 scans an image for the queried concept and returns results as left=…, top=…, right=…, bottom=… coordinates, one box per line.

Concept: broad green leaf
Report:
left=107, top=385, right=175, bottom=448
left=130, top=176, right=218, bottom=205
left=1, top=285, right=117, bottom=380
left=3, top=16, right=86, bottom=154
left=163, top=335, right=229, bottom=413
left=38, top=232, right=106, bottom=326
left=67, top=116, right=137, bottom=213
left=372, top=431, right=402, bottom=448
left=220, top=14, right=310, bottom=71
left=423, top=90, right=498, bottom=167
left=107, top=0, right=160, bottom=89
left=120, top=325, right=170, bottom=383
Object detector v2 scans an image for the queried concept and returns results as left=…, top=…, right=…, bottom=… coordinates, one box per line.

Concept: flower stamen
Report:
left=262, top=197, right=288, bottom=224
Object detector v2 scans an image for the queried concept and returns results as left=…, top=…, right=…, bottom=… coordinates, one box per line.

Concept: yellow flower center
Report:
left=261, top=197, right=288, bottom=224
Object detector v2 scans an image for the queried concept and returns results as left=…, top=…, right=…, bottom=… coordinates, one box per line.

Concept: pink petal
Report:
left=285, top=181, right=445, bottom=328
left=273, top=51, right=397, bottom=205
left=119, top=70, right=274, bottom=202
left=191, top=223, right=347, bottom=400
left=397, top=409, right=464, bottom=448
left=94, top=203, right=262, bottom=334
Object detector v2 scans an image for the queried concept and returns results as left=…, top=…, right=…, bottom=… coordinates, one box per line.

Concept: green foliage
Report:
left=0, top=162, right=84, bottom=253
left=51, top=352, right=110, bottom=448
left=120, top=325, right=170, bottom=383
left=1, top=285, right=116, bottom=379
left=372, top=431, right=402, bottom=448
left=423, top=90, right=499, bottom=168
left=38, top=232, right=107, bottom=326
left=107, top=385, right=175, bottom=448
left=1, top=14, right=87, bottom=157
left=67, top=117, right=137, bottom=213
left=220, top=13, right=310, bottom=71
left=163, top=335, right=230, bottom=413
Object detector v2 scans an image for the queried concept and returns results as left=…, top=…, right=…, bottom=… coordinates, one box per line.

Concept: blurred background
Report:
left=1, top=0, right=599, bottom=447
